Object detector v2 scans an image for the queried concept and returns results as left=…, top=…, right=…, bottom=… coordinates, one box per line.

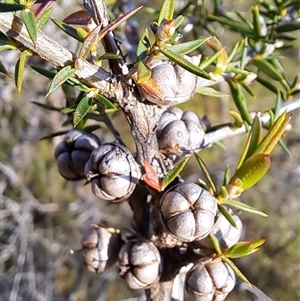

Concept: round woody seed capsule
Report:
left=186, top=257, right=236, bottom=301
left=84, top=142, right=141, bottom=202
left=81, top=226, right=122, bottom=274
left=159, top=183, right=218, bottom=242
left=138, top=56, right=200, bottom=105
left=54, top=129, right=101, bottom=180
left=117, top=241, right=162, bottom=290
left=157, top=107, right=205, bottom=157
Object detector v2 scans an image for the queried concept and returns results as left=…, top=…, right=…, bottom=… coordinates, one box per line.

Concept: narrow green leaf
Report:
left=172, top=15, right=185, bottom=30
left=159, top=46, right=211, bottom=79
left=229, top=111, right=244, bottom=128
left=161, top=157, right=189, bottom=190
left=252, top=238, right=265, bottom=250
left=252, top=6, right=264, bottom=39
left=252, top=58, right=285, bottom=83
left=157, top=0, right=175, bottom=25
left=15, top=49, right=33, bottom=92
left=194, top=152, right=217, bottom=194
left=94, top=93, right=116, bottom=110
left=218, top=204, right=237, bottom=228
left=241, top=81, right=256, bottom=98
left=46, top=65, right=77, bottom=97
left=222, top=256, right=252, bottom=286
left=36, top=4, right=55, bottom=29
left=256, top=76, right=279, bottom=95
left=98, top=53, right=122, bottom=61
left=228, top=81, right=252, bottom=125
left=278, top=138, right=292, bottom=157
left=255, top=112, right=291, bottom=155
left=20, top=10, right=37, bottom=43
left=198, top=49, right=222, bottom=70
left=196, top=86, right=228, bottom=98
left=273, top=90, right=282, bottom=119
left=0, top=44, right=18, bottom=52
left=227, top=40, right=242, bottom=63
left=78, top=24, right=101, bottom=60
left=0, top=3, right=27, bottom=12
left=31, top=101, right=62, bottom=112
left=223, top=165, right=231, bottom=186
left=65, top=77, right=90, bottom=92
left=236, top=129, right=252, bottom=170
left=227, top=154, right=271, bottom=195
left=276, top=22, right=300, bottom=33
left=61, top=106, right=76, bottom=114
left=245, top=114, right=262, bottom=160
left=167, top=38, right=211, bottom=56
left=240, top=37, right=248, bottom=69
left=223, top=199, right=268, bottom=217
left=31, top=65, right=56, bottom=79
left=209, top=234, right=222, bottom=255
left=52, top=19, right=84, bottom=42
left=136, top=61, right=151, bottom=83
left=73, top=96, right=92, bottom=127
left=136, top=29, right=150, bottom=61
left=224, top=241, right=254, bottom=258
left=40, top=130, right=69, bottom=140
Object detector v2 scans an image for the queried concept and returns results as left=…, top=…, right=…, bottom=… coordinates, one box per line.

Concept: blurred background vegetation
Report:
left=1, top=0, right=299, bottom=300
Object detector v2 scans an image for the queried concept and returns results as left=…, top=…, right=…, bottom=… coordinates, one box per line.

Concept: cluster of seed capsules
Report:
left=55, top=107, right=242, bottom=301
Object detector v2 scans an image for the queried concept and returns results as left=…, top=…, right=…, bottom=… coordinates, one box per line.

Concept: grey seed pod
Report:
left=139, top=56, right=200, bottom=105
left=157, top=108, right=205, bottom=158
left=159, top=183, right=218, bottom=242
left=117, top=241, right=162, bottom=289
left=84, top=142, right=141, bottom=202
left=81, top=226, right=122, bottom=274
left=54, top=129, right=101, bottom=180
left=186, top=257, right=236, bottom=301
left=192, top=209, right=243, bottom=250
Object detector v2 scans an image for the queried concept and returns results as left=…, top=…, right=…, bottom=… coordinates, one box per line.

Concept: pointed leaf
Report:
left=245, top=114, right=262, bottom=160
left=36, top=4, right=55, bottom=29
left=73, top=95, right=92, bottom=127
left=161, top=157, right=189, bottom=190
left=241, top=81, right=256, bottom=98
left=194, top=152, right=217, bottom=194
left=255, top=112, right=291, bottom=155
left=159, top=46, right=211, bottom=79
left=196, top=86, right=228, bottom=98
left=157, top=0, right=175, bottom=25
left=136, top=29, right=151, bottom=61
left=276, top=22, right=300, bottom=33
left=229, top=111, right=244, bottom=128
left=15, top=49, right=33, bottom=92
left=228, top=81, right=252, bottom=125
left=31, top=101, right=62, bottom=112
left=0, top=3, right=27, bottom=12
left=227, top=154, right=271, bottom=196
left=209, top=234, right=222, bottom=255
left=198, top=50, right=222, bottom=70
left=0, top=44, right=18, bottom=52
left=136, top=61, right=151, bottom=83
left=51, top=19, right=84, bottom=42
left=223, top=165, right=231, bottom=186
left=168, top=38, right=211, bottom=56
left=40, top=130, right=70, bottom=140
left=251, top=238, right=265, bottom=250
left=218, top=204, right=237, bottom=228
left=94, top=93, right=116, bottom=110
left=46, top=65, right=77, bottom=97
left=78, top=24, right=102, bottom=60
left=31, top=65, right=56, bottom=79
left=20, top=10, right=37, bottom=43
left=222, top=256, right=252, bottom=286
left=256, top=76, right=279, bottom=95
left=223, top=199, right=268, bottom=217
left=224, top=241, right=254, bottom=258
left=227, top=40, right=242, bottom=63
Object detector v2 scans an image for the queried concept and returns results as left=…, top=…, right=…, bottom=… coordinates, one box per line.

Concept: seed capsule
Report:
left=186, top=257, right=236, bottom=301
left=54, top=129, right=101, bottom=180
left=84, top=142, right=141, bottom=202
left=117, top=241, right=162, bottom=289
left=159, top=183, right=218, bottom=242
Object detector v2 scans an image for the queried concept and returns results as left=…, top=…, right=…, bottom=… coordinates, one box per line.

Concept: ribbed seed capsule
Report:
left=84, top=142, right=141, bottom=202
left=138, top=56, right=201, bottom=105
left=192, top=209, right=243, bottom=250
left=186, top=257, right=236, bottom=301
left=159, top=183, right=218, bottom=242
left=81, top=226, right=122, bottom=274
left=157, top=107, right=205, bottom=159
left=54, top=129, right=101, bottom=180
left=117, top=241, right=162, bottom=290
